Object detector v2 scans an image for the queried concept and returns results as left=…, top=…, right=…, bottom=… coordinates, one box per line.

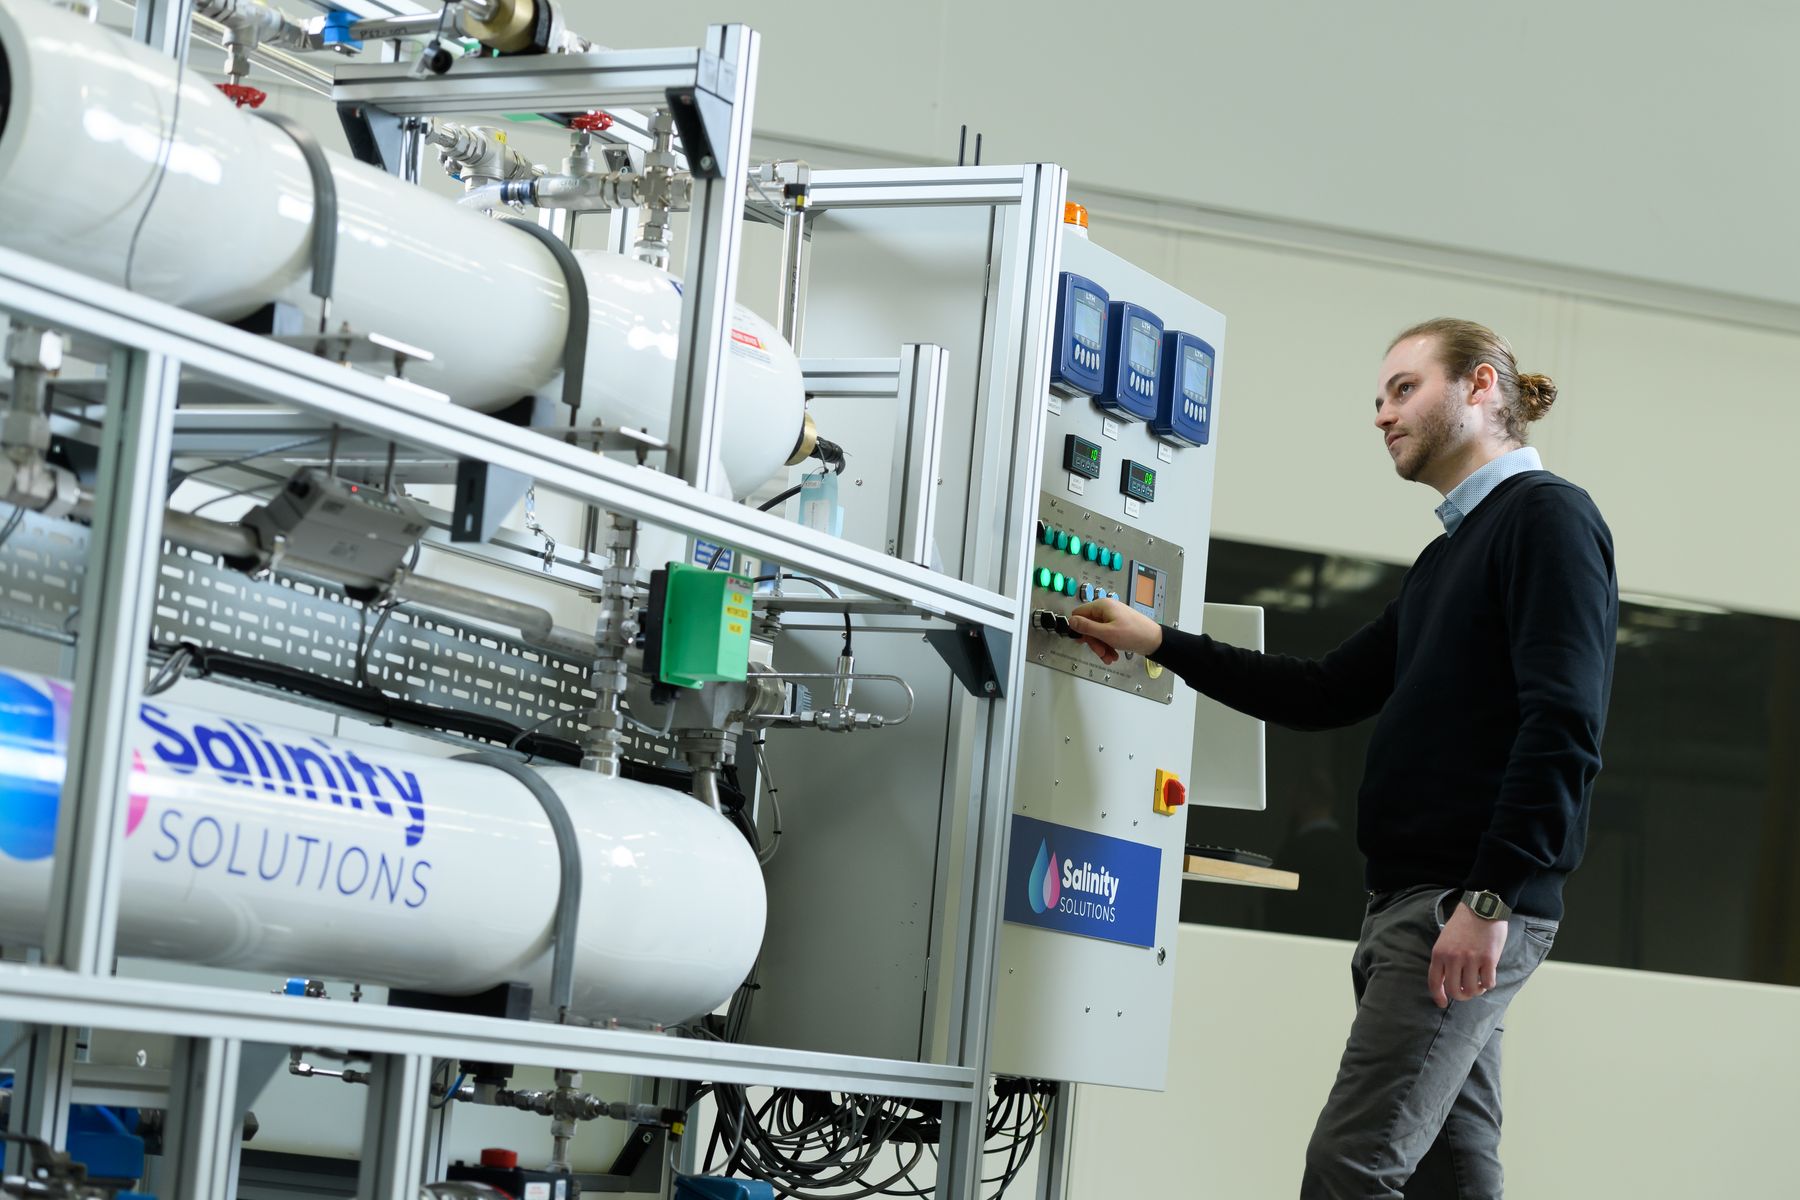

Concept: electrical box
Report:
left=993, top=233, right=1230, bottom=1092
left=648, top=563, right=754, bottom=689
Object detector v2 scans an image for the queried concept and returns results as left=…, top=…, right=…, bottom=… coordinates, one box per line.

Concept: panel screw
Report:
left=1157, top=947, right=1167, bottom=965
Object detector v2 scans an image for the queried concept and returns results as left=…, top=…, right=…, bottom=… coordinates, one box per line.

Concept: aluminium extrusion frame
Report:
left=0, top=168, right=1065, bottom=1198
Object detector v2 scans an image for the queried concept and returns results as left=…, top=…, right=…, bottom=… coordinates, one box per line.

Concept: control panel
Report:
left=1096, top=301, right=1162, bottom=421
left=1152, top=330, right=1215, bottom=447
left=1050, top=272, right=1109, bottom=397
left=1026, top=491, right=1182, bottom=705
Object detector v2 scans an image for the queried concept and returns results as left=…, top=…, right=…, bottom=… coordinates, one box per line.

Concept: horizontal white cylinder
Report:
left=0, top=669, right=765, bottom=1027
left=0, top=0, right=804, bottom=497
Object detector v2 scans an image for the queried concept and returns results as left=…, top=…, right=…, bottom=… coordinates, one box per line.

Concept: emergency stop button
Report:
left=1153, top=768, right=1186, bottom=816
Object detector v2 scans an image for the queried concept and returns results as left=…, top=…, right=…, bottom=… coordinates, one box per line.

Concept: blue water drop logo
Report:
left=0, top=674, right=61, bottom=861
left=1027, top=840, right=1052, bottom=914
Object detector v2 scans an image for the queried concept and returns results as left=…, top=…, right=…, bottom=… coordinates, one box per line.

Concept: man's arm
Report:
left=1067, top=597, right=1400, bottom=731
left=1464, top=486, right=1618, bottom=909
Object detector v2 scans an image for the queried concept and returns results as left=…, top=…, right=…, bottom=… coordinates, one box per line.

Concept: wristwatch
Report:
left=1460, top=890, right=1512, bottom=921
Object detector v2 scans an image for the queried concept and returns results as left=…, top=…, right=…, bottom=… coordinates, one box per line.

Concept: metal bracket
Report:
left=250, top=109, right=339, bottom=311
left=336, top=100, right=408, bottom=174
left=665, top=51, right=733, bottom=179
left=453, top=751, right=583, bottom=1022
left=926, top=622, right=1011, bottom=699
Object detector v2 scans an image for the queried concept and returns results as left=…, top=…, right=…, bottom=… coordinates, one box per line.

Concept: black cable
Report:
left=706, top=482, right=809, bottom=571
left=124, top=0, right=198, bottom=292
left=755, top=573, right=851, bottom=656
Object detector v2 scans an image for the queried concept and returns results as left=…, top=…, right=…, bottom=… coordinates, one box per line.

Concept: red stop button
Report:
left=479, top=1148, right=519, bottom=1169
left=1162, top=777, right=1187, bottom=809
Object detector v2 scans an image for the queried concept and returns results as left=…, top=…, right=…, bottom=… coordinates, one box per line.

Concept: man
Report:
left=1067, top=318, right=1617, bottom=1198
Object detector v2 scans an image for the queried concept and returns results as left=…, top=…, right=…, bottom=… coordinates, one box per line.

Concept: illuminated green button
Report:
left=1068, top=534, right=1083, bottom=557
left=1054, top=531, right=1069, bottom=551
left=1064, top=576, right=1079, bottom=597
left=1036, top=566, right=1052, bottom=589
left=1051, top=571, right=1066, bottom=592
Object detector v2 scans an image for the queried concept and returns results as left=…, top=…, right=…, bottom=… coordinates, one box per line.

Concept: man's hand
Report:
left=1428, top=902, right=1507, bottom=1008
left=1066, top=599, right=1163, bottom=664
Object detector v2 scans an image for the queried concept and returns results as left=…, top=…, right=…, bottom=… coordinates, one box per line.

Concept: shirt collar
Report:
left=1435, top=446, right=1544, bottom=536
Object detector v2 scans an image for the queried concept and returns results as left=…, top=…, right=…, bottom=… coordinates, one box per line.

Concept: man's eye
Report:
left=1398, top=382, right=1414, bottom=396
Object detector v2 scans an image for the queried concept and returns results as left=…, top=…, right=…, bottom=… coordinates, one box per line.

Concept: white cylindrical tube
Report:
left=0, top=1, right=805, bottom=497
left=0, top=669, right=765, bottom=1027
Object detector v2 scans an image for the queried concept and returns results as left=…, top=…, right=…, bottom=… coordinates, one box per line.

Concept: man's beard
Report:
left=1394, top=393, right=1458, bottom=482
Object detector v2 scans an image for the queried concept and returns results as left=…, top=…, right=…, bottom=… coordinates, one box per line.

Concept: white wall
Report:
left=566, top=0, right=1800, bottom=309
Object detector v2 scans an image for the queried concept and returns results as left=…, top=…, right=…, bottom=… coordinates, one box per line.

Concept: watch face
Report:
left=1474, top=893, right=1499, bottom=918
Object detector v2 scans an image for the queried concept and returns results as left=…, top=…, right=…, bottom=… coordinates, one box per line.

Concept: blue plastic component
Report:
left=1097, top=301, right=1162, bottom=422
left=319, top=11, right=364, bottom=50
left=1049, top=272, right=1108, bottom=397
left=1153, top=329, right=1215, bottom=447
left=675, top=1179, right=775, bottom=1200
left=68, top=1106, right=145, bottom=1183
left=284, top=977, right=309, bottom=996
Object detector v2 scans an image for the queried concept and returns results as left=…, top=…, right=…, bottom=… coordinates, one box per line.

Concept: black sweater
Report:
left=1154, top=472, right=1617, bottom=920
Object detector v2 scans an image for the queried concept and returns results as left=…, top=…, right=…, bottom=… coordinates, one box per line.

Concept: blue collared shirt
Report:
left=1435, top=447, right=1544, bottom=536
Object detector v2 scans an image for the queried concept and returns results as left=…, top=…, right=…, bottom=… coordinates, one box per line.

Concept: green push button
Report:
left=1086, top=542, right=1100, bottom=562
left=1051, top=571, right=1065, bottom=592
left=1068, top=535, right=1083, bottom=556
left=1040, top=523, right=1055, bottom=545
left=1055, top=530, right=1070, bottom=552
left=1109, top=550, right=1124, bottom=570
left=1064, top=577, right=1079, bottom=597
left=1036, top=566, right=1052, bottom=589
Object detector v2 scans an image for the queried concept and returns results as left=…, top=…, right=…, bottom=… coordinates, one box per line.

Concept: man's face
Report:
left=1375, top=337, right=1465, bottom=484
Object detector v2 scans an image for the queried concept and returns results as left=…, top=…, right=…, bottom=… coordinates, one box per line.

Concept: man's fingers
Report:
left=1079, top=636, right=1118, bottom=664
left=1427, top=959, right=1450, bottom=1009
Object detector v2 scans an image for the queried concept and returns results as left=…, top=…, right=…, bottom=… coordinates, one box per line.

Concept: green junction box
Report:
left=657, top=562, right=754, bottom=688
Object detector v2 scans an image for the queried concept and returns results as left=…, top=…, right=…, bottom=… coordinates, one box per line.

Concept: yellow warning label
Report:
left=726, top=606, right=750, bottom=620
left=727, top=622, right=744, bottom=635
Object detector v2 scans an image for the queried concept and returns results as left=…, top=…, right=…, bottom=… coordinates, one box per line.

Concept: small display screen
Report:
left=1129, top=323, right=1158, bottom=374
left=1184, top=349, right=1212, bottom=398
left=1131, top=462, right=1154, bottom=488
left=1133, top=565, right=1158, bottom=608
left=1073, top=291, right=1103, bottom=345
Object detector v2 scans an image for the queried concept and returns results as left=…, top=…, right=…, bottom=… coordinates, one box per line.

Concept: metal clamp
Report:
left=453, top=751, right=583, bottom=1022
left=249, top=109, right=338, bottom=324
left=500, top=219, right=589, bottom=420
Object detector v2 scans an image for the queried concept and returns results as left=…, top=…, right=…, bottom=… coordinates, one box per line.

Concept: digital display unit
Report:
left=1096, top=301, right=1162, bottom=421
left=1049, top=272, right=1109, bottom=397
left=1152, top=330, right=1216, bottom=447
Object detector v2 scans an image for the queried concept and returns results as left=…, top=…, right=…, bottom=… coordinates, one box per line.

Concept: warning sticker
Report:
left=730, top=328, right=772, bottom=365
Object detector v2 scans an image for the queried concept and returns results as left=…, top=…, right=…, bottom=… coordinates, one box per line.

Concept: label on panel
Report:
left=1003, top=814, right=1161, bottom=948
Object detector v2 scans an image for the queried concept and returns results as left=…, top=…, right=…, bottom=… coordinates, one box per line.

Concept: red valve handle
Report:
left=569, top=111, right=614, bottom=132
left=216, top=83, right=267, bottom=109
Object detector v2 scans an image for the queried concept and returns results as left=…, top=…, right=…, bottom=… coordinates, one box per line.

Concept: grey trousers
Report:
left=1298, top=885, right=1558, bottom=1200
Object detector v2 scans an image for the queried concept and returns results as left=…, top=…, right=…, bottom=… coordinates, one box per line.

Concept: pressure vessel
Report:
left=0, top=0, right=804, bottom=498
left=0, top=669, right=765, bottom=1027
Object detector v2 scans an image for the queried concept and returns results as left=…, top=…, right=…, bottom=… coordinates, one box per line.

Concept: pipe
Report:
left=0, top=669, right=767, bottom=1026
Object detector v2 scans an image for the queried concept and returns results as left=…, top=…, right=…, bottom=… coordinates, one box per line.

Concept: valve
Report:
left=569, top=111, right=614, bottom=133
left=216, top=82, right=268, bottom=108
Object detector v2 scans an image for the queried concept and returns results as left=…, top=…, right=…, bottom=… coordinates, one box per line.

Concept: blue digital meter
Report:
left=1097, top=302, right=1162, bottom=421
left=1152, top=330, right=1216, bottom=446
left=1050, top=273, right=1109, bottom=396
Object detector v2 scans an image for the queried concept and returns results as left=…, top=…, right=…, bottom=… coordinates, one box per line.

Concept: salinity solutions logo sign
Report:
left=1002, top=814, right=1160, bottom=948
